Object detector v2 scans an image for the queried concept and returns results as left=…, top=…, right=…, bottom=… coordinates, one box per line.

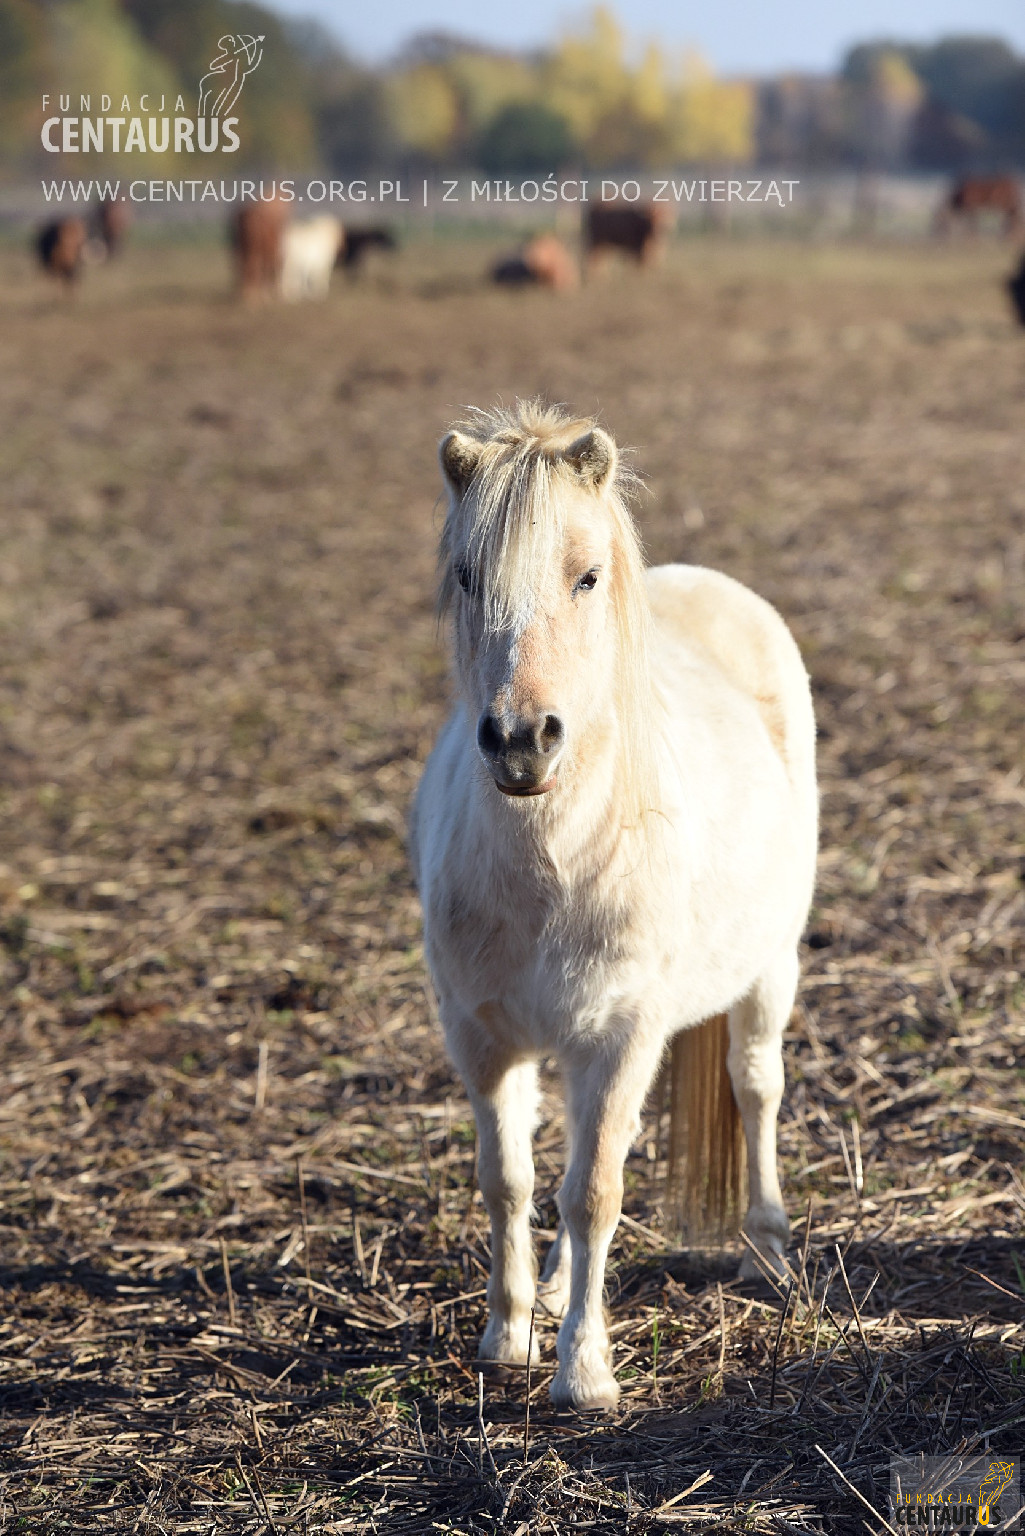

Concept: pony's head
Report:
left=437, top=402, right=651, bottom=812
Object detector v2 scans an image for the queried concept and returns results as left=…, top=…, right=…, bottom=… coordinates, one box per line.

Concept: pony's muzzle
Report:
left=477, top=710, right=564, bottom=796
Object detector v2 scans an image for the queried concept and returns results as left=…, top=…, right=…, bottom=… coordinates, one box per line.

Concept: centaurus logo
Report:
left=890, top=1454, right=1020, bottom=1528
left=978, top=1461, right=1015, bottom=1525
left=198, top=34, right=265, bottom=117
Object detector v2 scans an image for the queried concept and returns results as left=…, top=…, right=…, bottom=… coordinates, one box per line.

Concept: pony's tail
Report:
left=665, top=1015, right=747, bottom=1244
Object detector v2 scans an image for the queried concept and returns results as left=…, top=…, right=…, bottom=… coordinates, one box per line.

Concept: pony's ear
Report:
left=439, top=430, right=483, bottom=498
left=564, top=428, right=616, bottom=489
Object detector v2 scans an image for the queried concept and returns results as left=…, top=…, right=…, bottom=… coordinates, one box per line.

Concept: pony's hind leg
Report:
left=727, top=948, right=799, bottom=1279
left=462, top=1055, right=541, bottom=1369
left=537, top=1221, right=571, bottom=1319
left=537, top=1091, right=575, bottom=1320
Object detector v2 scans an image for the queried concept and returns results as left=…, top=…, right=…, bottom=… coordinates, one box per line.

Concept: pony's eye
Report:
left=456, top=562, right=471, bottom=593
left=574, top=568, right=600, bottom=595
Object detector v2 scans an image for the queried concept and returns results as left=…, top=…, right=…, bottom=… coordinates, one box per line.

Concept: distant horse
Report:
left=229, top=198, right=290, bottom=301
left=410, top=401, right=817, bottom=1412
left=93, top=197, right=130, bottom=257
left=36, top=217, right=88, bottom=286
left=938, top=176, right=1021, bottom=237
left=339, top=225, right=397, bottom=274
left=491, top=234, right=579, bottom=292
left=583, top=203, right=670, bottom=270
left=280, top=216, right=344, bottom=301
left=1008, top=255, right=1025, bottom=325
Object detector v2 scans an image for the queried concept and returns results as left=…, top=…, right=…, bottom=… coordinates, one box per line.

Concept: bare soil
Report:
left=0, top=232, right=1024, bottom=1532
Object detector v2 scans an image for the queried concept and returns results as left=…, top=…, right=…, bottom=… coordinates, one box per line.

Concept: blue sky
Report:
left=266, top=0, right=1025, bottom=72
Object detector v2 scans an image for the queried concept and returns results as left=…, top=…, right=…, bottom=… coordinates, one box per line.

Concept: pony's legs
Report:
left=537, top=1094, right=574, bottom=1320
left=727, top=948, right=798, bottom=1278
left=551, top=1027, right=663, bottom=1411
left=460, top=1055, right=540, bottom=1367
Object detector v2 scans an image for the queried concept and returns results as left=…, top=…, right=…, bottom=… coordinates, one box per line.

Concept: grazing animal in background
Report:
left=229, top=197, right=290, bottom=301
left=938, top=176, right=1022, bottom=237
left=280, top=216, right=345, bottom=302
left=409, top=401, right=818, bottom=1412
left=36, top=217, right=88, bottom=286
left=93, top=197, right=130, bottom=257
left=583, top=203, right=670, bottom=270
left=491, top=234, right=579, bottom=292
left=339, top=224, right=398, bottom=273
left=1007, top=255, right=1025, bottom=325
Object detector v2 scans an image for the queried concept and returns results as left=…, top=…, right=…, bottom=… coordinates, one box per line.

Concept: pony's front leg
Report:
left=728, top=948, right=799, bottom=1279
left=456, top=1047, right=540, bottom=1369
left=551, top=1025, right=663, bottom=1412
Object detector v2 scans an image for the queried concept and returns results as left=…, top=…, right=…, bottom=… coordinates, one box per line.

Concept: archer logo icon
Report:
left=978, top=1462, right=1015, bottom=1525
left=199, top=34, right=265, bottom=117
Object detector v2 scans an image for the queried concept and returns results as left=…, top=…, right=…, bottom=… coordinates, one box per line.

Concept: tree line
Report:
left=2, top=0, right=1023, bottom=174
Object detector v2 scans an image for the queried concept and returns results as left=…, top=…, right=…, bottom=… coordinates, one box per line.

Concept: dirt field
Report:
left=1, top=230, right=1024, bottom=1533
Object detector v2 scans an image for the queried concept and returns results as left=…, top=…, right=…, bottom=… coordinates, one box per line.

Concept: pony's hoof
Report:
left=475, top=1358, right=518, bottom=1386
left=738, top=1206, right=790, bottom=1281
left=477, top=1318, right=540, bottom=1370
left=550, top=1355, right=619, bottom=1414
left=738, top=1245, right=785, bottom=1282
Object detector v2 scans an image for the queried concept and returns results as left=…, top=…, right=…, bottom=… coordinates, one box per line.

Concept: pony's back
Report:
left=645, top=563, right=816, bottom=803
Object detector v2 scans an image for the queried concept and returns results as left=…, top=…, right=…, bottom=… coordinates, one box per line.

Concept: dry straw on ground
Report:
left=0, top=235, right=1023, bottom=1532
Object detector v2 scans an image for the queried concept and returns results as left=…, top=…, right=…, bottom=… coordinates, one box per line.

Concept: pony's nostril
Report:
left=477, top=713, right=504, bottom=758
left=539, top=714, right=565, bottom=754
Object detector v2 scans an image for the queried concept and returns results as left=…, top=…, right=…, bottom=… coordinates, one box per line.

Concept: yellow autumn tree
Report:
left=851, top=49, right=923, bottom=166
left=667, top=51, right=754, bottom=163
left=542, top=10, right=753, bottom=167
left=386, top=63, right=459, bottom=160
left=543, top=7, right=628, bottom=146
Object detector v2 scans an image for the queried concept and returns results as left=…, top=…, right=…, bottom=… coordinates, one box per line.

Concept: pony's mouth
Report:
left=494, top=774, right=558, bottom=798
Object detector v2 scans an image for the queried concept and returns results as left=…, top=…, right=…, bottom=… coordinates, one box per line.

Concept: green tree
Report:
left=445, top=49, right=538, bottom=146
left=476, top=102, right=573, bottom=172
left=51, top=0, right=179, bottom=117
left=0, top=0, right=50, bottom=166
left=842, top=35, right=1025, bottom=164
left=385, top=63, right=459, bottom=162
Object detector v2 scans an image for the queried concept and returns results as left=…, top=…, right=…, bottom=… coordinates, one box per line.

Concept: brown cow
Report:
left=491, top=234, right=578, bottom=292
left=228, top=197, right=291, bottom=301
left=583, top=202, right=671, bottom=270
left=1008, top=255, right=1025, bottom=326
left=36, top=217, right=88, bottom=286
left=939, top=176, right=1021, bottom=237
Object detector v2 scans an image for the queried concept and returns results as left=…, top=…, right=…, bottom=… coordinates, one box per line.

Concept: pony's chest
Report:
left=428, top=870, right=641, bottom=1040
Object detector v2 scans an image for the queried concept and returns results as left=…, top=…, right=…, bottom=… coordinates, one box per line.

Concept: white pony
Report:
left=409, top=402, right=817, bottom=1413
left=280, top=216, right=344, bottom=302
